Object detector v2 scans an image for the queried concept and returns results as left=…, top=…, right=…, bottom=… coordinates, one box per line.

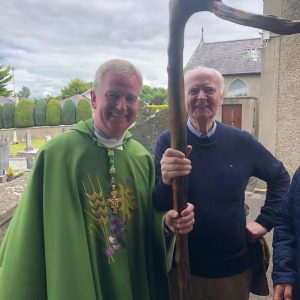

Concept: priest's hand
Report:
left=164, top=203, right=194, bottom=234
left=160, top=146, right=192, bottom=185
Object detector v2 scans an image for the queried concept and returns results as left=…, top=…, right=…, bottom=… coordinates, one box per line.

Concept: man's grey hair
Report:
left=184, top=66, right=225, bottom=94
left=93, top=59, right=143, bottom=92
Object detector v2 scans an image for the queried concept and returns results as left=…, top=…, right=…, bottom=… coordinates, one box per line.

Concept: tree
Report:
left=34, top=100, right=47, bottom=126
left=60, top=79, right=91, bottom=99
left=18, top=86, right=31, bottom=99
left=2, top=103, right=15, bottom=128
left=140, top=85, right=154, bottom=103
left=14, top=99, right=34, bottom=128
left=140, top=85, right=168, bottom=103
left=76, top=99, right=92, bottom=123
left=0, top=65, right=13, bottom=97
left=62, top=99, right=76, bottom=125
left=46, top=99, right=61, bottom=126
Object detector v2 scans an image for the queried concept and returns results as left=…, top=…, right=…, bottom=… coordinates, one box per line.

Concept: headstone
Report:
left=13, top=130, right=18, bottom=144
left=45, top=135, right=52, bottom=143
left=25, top=130, right=33, bottom=151
left=26, top=155, right=34, bottom=170
left=0, top=136, right=9, bottom=176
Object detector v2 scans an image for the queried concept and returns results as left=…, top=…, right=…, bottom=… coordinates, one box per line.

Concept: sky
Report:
left=0, top=0, right=263, bottom=99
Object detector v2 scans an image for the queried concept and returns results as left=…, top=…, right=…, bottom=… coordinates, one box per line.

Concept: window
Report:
left=228, top=79, right=248, bottom=97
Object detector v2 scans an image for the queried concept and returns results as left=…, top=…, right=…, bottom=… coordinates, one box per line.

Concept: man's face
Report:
left=184, top=69, right=224, bottom=126
left=91, top=72, right=140, bottom=138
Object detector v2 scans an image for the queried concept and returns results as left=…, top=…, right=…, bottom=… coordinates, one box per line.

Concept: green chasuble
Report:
left=0, top=119, right=170, bottom=300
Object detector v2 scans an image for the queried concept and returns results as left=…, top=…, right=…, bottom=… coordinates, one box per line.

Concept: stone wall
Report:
left=131, top=110, right=168, bottom=155
left=260, top=0, right=300, bottom=175
left=0, top=125, right=73, bottom=141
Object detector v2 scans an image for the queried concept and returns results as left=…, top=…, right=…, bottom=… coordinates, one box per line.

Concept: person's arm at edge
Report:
left=272, top=169, right=299, bottom=300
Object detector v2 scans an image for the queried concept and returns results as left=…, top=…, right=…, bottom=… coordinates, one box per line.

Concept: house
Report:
left=185, top=0, right=300, bottom=176
left=185, top=36, right=263, bottom=136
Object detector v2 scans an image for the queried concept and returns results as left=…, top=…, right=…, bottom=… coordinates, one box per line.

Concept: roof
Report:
left=60, top=90, right=91, bottom=107
left=60, top=94, right=85, bottom=107
left=185, top=38, right=262, bottom=75
left=0, top=96, right=14, bottom=106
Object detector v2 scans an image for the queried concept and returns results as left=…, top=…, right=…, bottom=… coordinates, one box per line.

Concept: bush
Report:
left=2, top=103, right=15, bottom=128
left=76, top=99, right=92, bottom=123
left=6, top=166, right=15, bottom=179
left=46, top=99, right=61, bottom=126
left=34, top=100, right=47, bottom=126
left=62, top=99, right=76, bottom=125
left=14, top=99, right=35, bottom=128
left=0, top=105, right=3, bottom=129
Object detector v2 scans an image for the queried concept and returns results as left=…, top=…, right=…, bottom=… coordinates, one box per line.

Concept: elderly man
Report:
left=154, top=66, right=290, bottom=300
left=0, top=59, right=194, bottom=300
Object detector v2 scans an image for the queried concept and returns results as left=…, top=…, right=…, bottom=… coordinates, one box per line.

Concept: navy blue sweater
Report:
left=155, top=122, right=290, bottom=278
left=272, top=167, right=300, bottom=288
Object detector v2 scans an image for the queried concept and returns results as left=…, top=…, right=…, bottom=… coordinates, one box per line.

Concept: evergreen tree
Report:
left=34, top=100, right=47, bottom=126
left=0, top=105, right=3, bottom=128
left=14, top=99, right=35, bottom=128
left=76, top=99, right=92, bottom=123
left=46, top=99, right=61, bottom=126
left=0, top=65, right=13, bottom=97
left=2, top=103, right=15, bottom=128
left=62, top=99, right=76, bottom=125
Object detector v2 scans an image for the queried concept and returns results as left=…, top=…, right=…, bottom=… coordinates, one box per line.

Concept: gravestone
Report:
left=26, top=156, right=34, bottom=170
left=25, top=130, right=33, bottom=151
left=13, top=131, right=18, bottom=144
left=45, top=135, right=52, bottom=143
left=0, top=136, right=9, bottom=181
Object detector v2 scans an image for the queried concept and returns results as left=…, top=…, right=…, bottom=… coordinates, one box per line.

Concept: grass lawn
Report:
left=10, top=139, right=45, bottom=157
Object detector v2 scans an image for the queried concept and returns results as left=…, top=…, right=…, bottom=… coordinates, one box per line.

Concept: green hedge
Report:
left=62, top=99, right=76, bottom=125
left=0, top=105, right=3, bottom=129
left=46, top=99, right=61, bottom=126
left=14, top=99, right=35, bottom=128
left=34, top=100, right=47, bottom=126
left=2, top=103, right=15, bottom=128
left=76, top=99, right=92, bottom=123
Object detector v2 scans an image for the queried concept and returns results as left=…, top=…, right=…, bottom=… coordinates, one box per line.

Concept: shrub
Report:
left=34, top=100, right=47, bottom=126
left=0, top=105, right=3, bottom=129
left=76, top=99, right=92, bottom=123
left=2, top=103, right=15, bottom=128
left=6, top=166, right=15, bottom=179
left=14, top=99, right=35, bottom=128
left=62, top=99, right=76, bottom=125
left=46, top=99, right=61, bottom=126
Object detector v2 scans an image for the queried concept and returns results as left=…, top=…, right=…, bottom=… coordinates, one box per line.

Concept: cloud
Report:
left=0, top=0, right=263, bottom=98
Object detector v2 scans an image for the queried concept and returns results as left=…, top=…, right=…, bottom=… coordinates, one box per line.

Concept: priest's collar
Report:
left=93, top=125, right=125, bottom=150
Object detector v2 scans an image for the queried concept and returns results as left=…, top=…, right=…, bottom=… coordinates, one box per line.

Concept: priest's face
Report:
left=91, top=71, right=139, bottom=138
